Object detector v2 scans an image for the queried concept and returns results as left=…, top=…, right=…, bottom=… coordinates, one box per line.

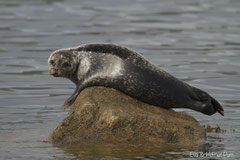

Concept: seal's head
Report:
left=48, top=49, right=78, bottom=78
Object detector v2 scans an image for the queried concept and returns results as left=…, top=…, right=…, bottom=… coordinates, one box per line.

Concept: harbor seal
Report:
left=48, top=43, right=224, bottom=116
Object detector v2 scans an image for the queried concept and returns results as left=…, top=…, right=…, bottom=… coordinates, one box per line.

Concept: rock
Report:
left=49, top=87, right=206, bottom=145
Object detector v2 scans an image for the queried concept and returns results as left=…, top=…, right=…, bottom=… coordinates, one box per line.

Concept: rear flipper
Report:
left=189, top=87, right=224, bottom=116
left=200, top=96, right=224, bottom=116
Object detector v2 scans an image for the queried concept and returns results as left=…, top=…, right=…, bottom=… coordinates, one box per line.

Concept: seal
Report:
left=48, top=43, right=224, bottom=116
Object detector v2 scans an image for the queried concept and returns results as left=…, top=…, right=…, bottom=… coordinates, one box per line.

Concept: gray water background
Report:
left=0, top=0, right=240, bottom=159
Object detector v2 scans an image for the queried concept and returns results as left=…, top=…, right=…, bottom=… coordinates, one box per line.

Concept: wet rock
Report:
left=49, top=87, right=206, bottom=144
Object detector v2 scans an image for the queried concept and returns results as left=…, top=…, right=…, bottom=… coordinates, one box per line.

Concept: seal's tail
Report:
left=190, top=87, right=224, bottom=116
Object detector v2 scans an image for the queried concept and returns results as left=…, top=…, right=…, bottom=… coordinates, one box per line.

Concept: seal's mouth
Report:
left=49, top=68, right=61, bottom=77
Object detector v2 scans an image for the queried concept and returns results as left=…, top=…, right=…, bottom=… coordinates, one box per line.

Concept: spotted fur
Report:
left=48, top=43, right=224, bottom=116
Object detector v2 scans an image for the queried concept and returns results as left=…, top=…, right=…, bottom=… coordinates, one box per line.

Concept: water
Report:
left=0, top=0, right=240, bottom=159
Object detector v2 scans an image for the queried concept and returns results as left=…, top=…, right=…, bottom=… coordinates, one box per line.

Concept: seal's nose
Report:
left=49, top=68, right=59, bottom=77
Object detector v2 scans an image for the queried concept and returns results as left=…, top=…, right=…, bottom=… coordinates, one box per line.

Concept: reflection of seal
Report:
left=48, top=43, right=224, bottom=116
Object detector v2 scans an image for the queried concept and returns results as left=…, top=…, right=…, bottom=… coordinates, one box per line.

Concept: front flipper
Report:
left=63, top=87, right=81, bottom=111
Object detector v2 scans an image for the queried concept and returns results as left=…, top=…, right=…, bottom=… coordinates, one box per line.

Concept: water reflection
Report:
left=50, top=130, right=236, bottom=159
left=54, top=142, right=207, bottom=159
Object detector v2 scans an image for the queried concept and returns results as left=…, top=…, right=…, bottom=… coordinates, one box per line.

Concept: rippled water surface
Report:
left=0, top=0, right=240, bottom=159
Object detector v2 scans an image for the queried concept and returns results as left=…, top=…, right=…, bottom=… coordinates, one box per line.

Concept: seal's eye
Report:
left=62, top=62, right=71, bottom=68
left=50, top=60, right=55, bottom=66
